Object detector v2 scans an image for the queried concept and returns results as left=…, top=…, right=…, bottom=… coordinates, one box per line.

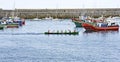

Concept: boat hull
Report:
left=6, top=25, right=19, bottom=28
left=6, top=23, right=19, bottom=28
left=82, top=23, right=119, bottom=31
left=0, top=26, right=4, bottom=30
left=0, top=24, right=4, bottom=29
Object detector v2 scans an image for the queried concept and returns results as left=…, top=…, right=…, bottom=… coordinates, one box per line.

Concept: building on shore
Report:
left=0, top=8, right=120, bottom=19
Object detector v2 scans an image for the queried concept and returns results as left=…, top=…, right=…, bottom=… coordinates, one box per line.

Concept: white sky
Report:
left=0, top=0, right=120, bottom=9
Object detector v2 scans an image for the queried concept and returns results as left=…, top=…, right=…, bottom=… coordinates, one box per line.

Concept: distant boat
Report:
left=0, top=17, right=25, bottom=28
left=0, top=22, right=19, bottom=28
left=43, top=17, right=53, bottom=20
left=33, top=18, right=41, bottom=21
left=13, top=16, right=25, bottom=26
left=82, top=23, right=119, bottom=32
left=0, top=0, right=25, bottom=29
left=53, top=18, right=63, bottom=21
left=6, top=23, right=19, bottom=28
left=53, top=18, right=59, bottom=21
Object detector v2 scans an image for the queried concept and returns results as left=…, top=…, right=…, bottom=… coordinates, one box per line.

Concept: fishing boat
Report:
left=43, top=16, right=53, bottom=20
left=82, top=22, right=119, bottom=32
left=72, top=18, right=93, bottom=27
left=33, top=18, right=41, bottom=21
left=0, top=23, right=19, bottom=28
left=13, top=17, right=25, bottom=26
left=72, top=18, right=85, bottom=27
left=6, top=23, right=19, bottom=28
left=0, top=17, right=24, bottom=28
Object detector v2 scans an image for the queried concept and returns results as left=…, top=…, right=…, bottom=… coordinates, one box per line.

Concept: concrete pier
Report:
left=0, top=8, right=120, bottom=19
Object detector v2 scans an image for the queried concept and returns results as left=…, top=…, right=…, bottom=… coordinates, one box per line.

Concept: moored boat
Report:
left=6, top=23, right=19, bottom=28
left=82, top=23, right=119, bottom=32
left=72, top=18, right=85, bottom=27
left=33, top=18, right=41, bottom=21
left=0, top=17, right=25, bottom=28
left=13, top=17, right=25, bottom=26
left=43, top=17, right=53, bottom=20
left=0, top=23, right=19, bottom=28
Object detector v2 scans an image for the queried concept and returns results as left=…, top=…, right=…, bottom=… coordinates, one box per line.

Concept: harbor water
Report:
left=0, top=19, right=120, bottom=62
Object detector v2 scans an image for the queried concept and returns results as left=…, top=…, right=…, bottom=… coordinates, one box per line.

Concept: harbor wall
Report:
left=0, top=8, right=120, bottom=19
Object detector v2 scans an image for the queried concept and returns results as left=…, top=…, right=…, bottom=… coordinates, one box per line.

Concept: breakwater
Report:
left=0, top=8, right=120, bottom=19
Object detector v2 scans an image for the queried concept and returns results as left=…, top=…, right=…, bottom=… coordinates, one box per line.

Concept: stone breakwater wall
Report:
left=0, top=8, right=120, bottom=19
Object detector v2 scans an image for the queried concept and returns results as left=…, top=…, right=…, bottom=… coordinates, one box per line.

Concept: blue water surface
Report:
left=0, top=19, right=120, bottom=62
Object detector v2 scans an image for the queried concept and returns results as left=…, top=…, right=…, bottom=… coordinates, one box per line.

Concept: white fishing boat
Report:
left=33, top=18, right=41, bottom=21
left=43, top=16, right=53, bottom=20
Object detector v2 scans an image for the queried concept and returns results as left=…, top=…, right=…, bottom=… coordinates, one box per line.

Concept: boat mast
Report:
left=81, top=0, right=85, bottom=19
left=12, top=0, right=15, bottom=18
left=56, top=0, right=58, bottom=18
left=37, top=11, right=38, bottom=18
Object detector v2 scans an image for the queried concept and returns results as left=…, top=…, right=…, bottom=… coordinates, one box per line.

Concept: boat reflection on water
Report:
left=83, top=30, right=119, bottom=36
left=74, top=27, right=84, bottom=31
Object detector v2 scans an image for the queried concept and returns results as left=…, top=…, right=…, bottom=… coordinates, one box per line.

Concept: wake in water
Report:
left=0, top=33, right=44, bottom=35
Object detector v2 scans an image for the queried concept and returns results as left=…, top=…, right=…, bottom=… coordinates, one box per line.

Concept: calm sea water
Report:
left=0, top=19, right=120, bottom=62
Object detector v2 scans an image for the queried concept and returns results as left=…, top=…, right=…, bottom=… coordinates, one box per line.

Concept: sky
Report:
left=0, top=0, right=120, bottom=9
